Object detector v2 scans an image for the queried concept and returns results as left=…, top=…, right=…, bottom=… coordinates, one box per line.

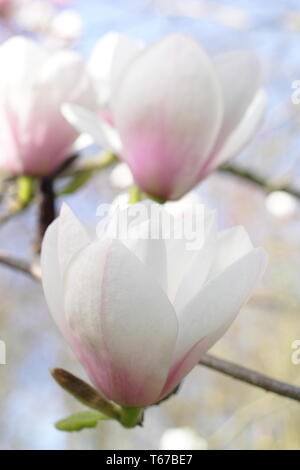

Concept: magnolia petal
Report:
left=208, top=89, right=267, bottom=171
left=173, top=247, right=267, bottom=365
left=174, top=241, right=215, bottom=312
left=62, top=103, right=122, bottom=152
left=166, top=208, right=217, bottom=302
left=64, top=238, right=178, bottom=407
left=161, top=320, right=231, bottom=398
left=213, top=51, right=262, bottom=150
left=57, top=204, right=91, bottom=277
left=112, top=33, right=223, bottom=200
left=208, top=226, right=253, bottom=280
left=122, top=219, right=168, bottom=293
left=0, top=36, right=47, bottom=94
left=88, top=32, right=143, bottom=104
left=41, top=219, right=67, bottom=333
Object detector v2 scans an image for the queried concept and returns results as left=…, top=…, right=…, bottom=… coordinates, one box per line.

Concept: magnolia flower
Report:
left=0, top=36, right=96, bottom=176
left=41, top=202, right=267, bottom=407
left=63, top=33, right=266, bottom=200
left=0, top=0, right=12, bottom=17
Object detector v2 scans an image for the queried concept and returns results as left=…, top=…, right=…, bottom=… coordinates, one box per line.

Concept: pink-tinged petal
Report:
left=64, top=238, right=178, bottom=407
left=18, top=51, right=96, bottom=175
left=112, top=33, right=223, bottom=200
left=62, top=103, right=122, bottom=152
left=160, top=321, right=231, bottom=398
left=0, top=39, right=96, bottom=176
left=172, top=247, right=267, bottom=368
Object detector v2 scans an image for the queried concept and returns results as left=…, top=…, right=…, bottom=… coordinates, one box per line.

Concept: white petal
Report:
left=173, top=247, right=267, bottom=364
left=112, top=33, right=223, bottom=199
left=210, top=89, right=267, bottom=169
left=173, top=225, right=253, bottom=312
left=41, top=219, right=66, bottom=333
left=166, top=207, right=217, bottom=302
left=88, top=32, right=143, bottom=105
left=62, top=103, right=122, bottom=152
left=174, top=241, right=215, bottom=312
left=64, top=238, right=178, bottom=406
left=0, top=36, right=47, bottom=96
left=57, top=203, right=91, bottom=277
left=37, top=50, right=95, bottom=109
left=213, top=51, right=262, bottom=150
left=122, top=219, right=168, bottom=293
left=208, top=225, right=253, bottom=279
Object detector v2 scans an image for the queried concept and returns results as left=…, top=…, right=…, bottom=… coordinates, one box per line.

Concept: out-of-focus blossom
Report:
left=160, top=427, right=208, bottom=450
left=265, top=191, right=297, bottom=218
left=13, top=0, right=55, bottom=33
left=41, top=202, right=267, bottom=407
left=0, top=36, right=96, bottom=176
left=64, top=33, right=266, bottom=200
left=109, top=162, right=134, bottom=190
left=0, top=0, right=13, bottom=17
left=48, top=9, right=83, bottom=47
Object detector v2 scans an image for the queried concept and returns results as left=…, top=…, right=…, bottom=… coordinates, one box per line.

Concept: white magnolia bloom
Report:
left=41, top=202, right=267, bottom=407
left=49, top=10, right=83, bottom=47
left=0, top=36, right=96, bottom=176
left=63, top=33, right=266, bottom=200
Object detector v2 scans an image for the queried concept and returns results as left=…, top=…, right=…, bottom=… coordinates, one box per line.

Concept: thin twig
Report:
left=0, top=206, right=27, bottom=225
left=59, top=151, right=117, bottom=179
left=200, top=354, right=300, bottom=403
left=1, top=251, right=300, bottom=405
left=220, top=164, right=300, bottom=200
left=0, top=251, right=41, bottom=281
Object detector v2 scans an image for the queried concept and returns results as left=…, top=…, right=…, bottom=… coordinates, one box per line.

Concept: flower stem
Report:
left=120, top=407, right=143, bottom=428
left=128, top=185, right=143, bottom=204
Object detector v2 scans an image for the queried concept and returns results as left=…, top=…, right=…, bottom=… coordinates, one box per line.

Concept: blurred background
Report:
left=1, top=0, right=300, bottom=450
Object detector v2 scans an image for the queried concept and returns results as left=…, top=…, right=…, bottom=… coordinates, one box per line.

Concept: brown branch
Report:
left=37, top=177, right=56, bottom=251
left=1, top=251, right=300, bottom=405
left=220, top=164, right=300, bottom=200
left=200, top=354, right=300, bottom=403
